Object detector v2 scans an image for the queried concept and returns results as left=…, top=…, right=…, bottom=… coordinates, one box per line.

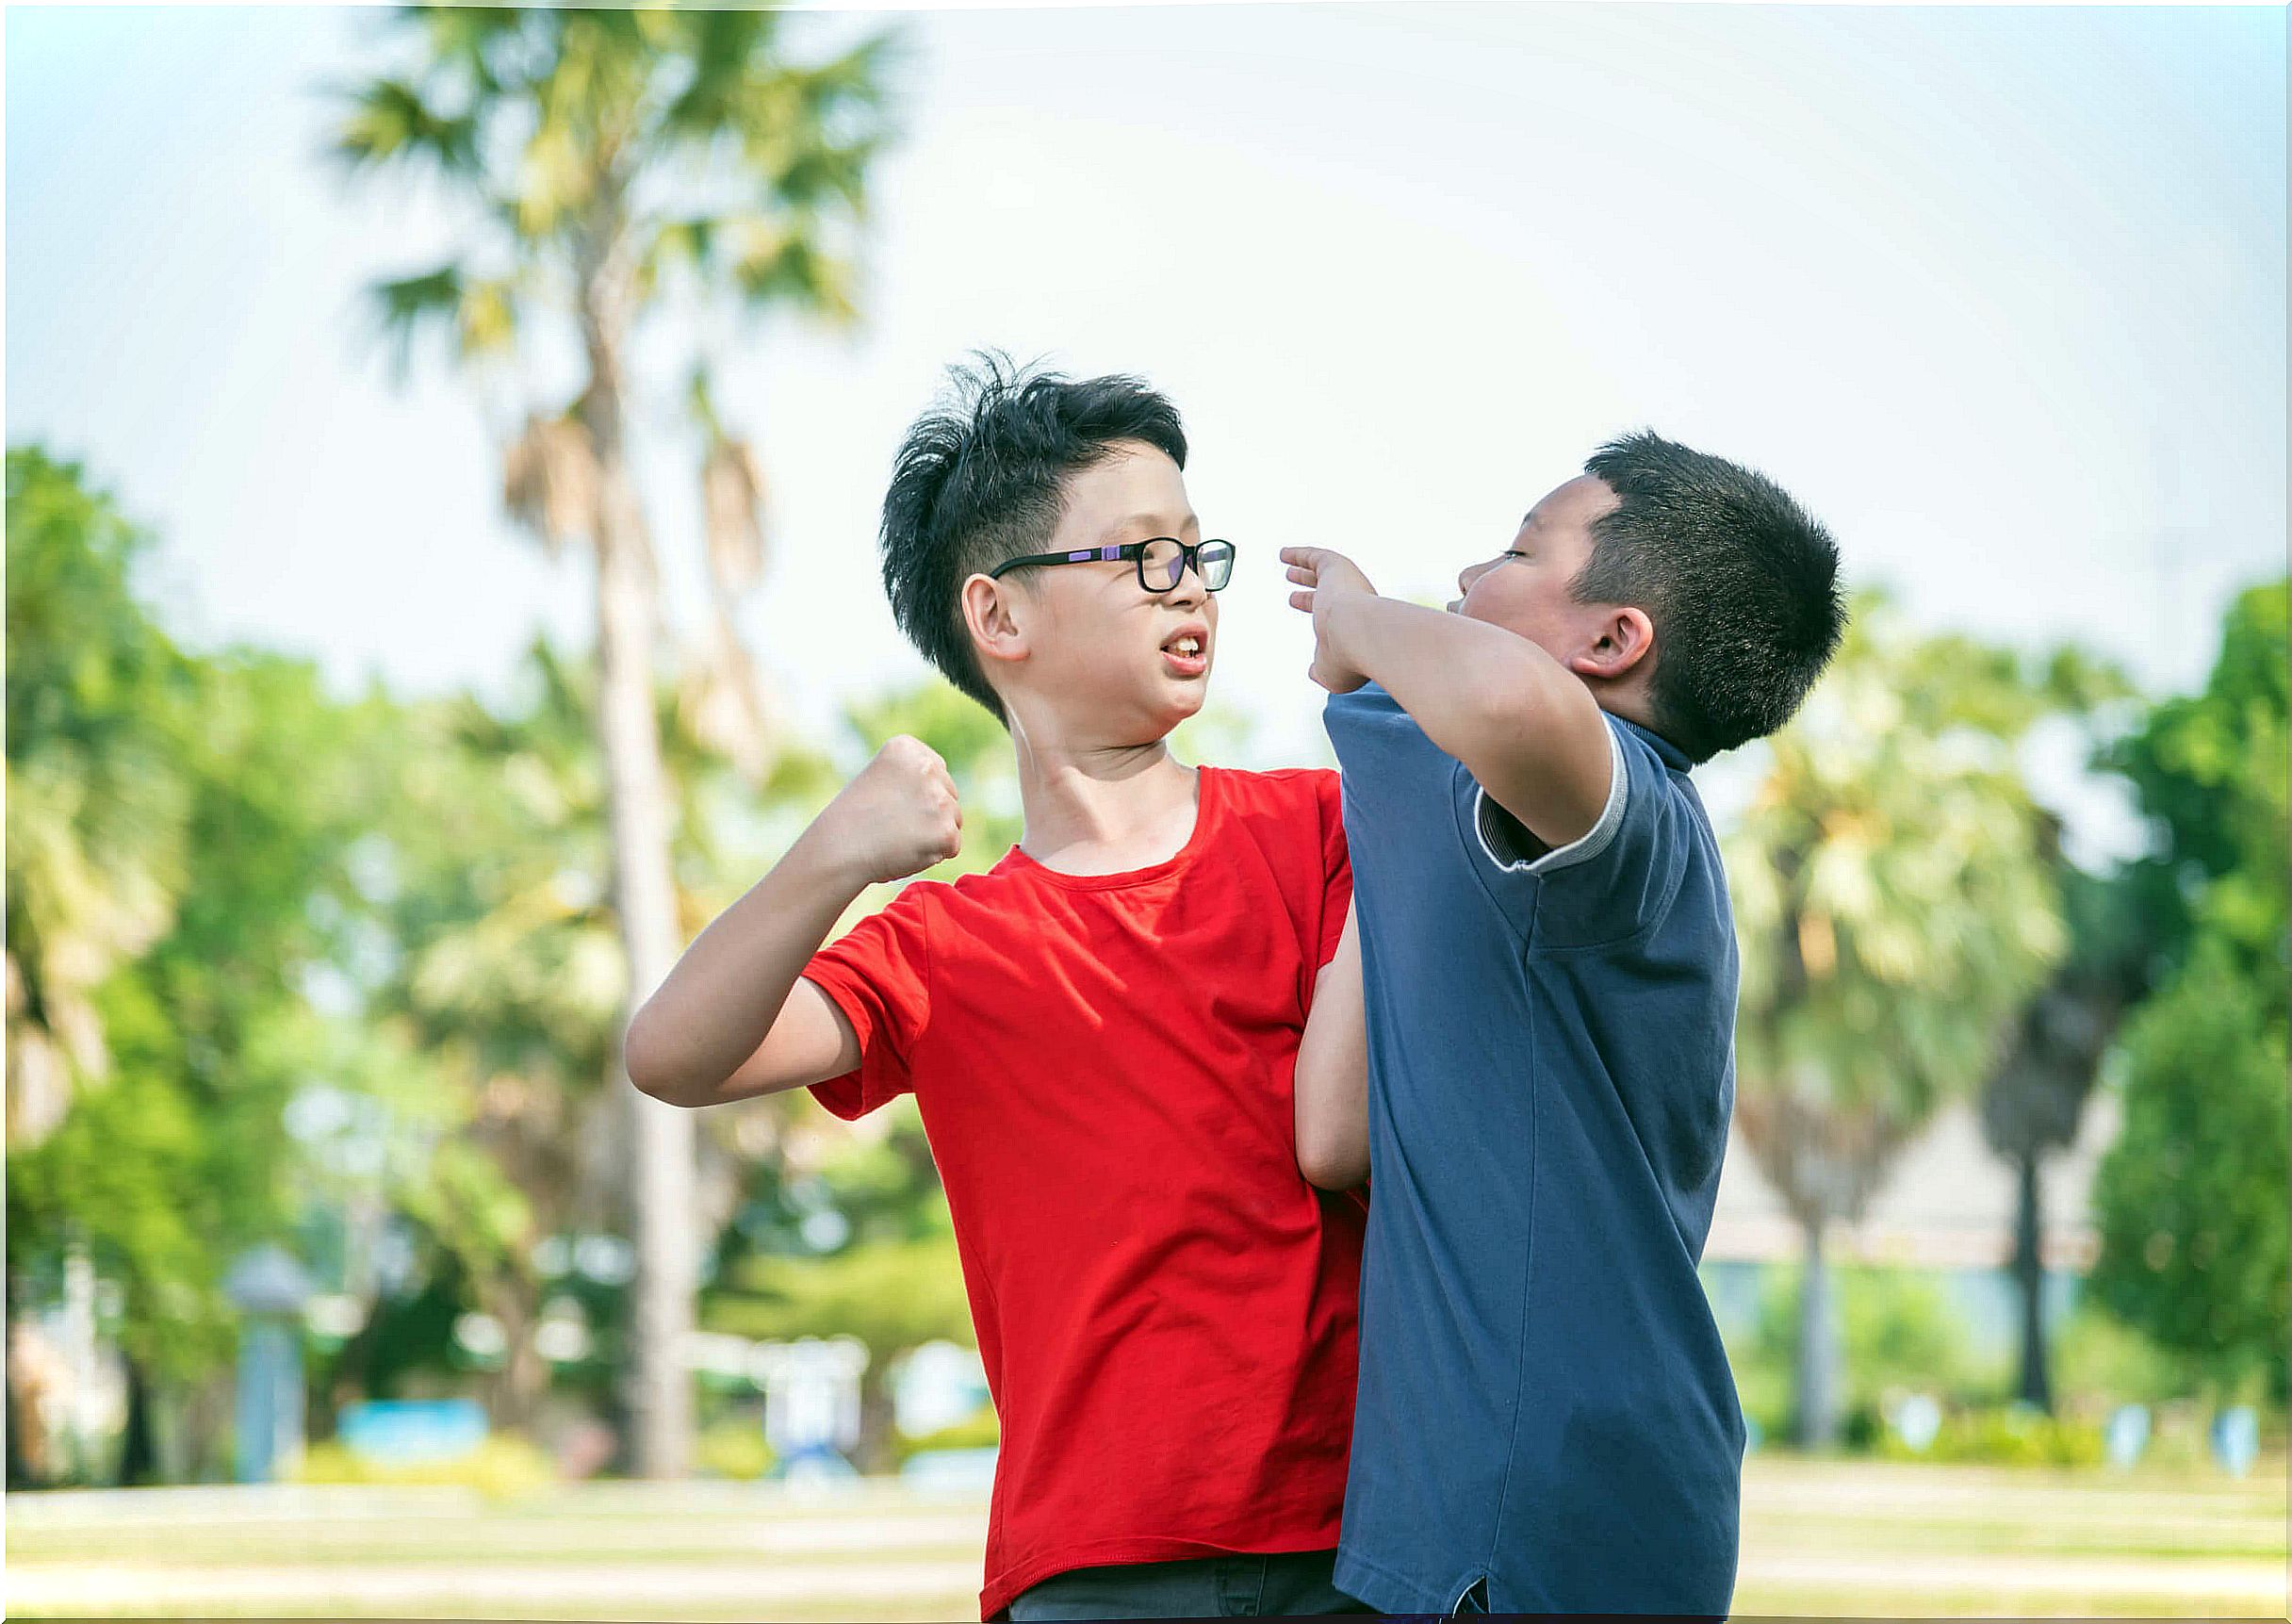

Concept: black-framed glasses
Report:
left=987, top=537, right=1236, bottom=595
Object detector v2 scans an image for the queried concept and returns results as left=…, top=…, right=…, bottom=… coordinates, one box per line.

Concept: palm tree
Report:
left=4, top=450, right=195, bottom=1149
left=330, top=6, right=895, bottom=1475
left=1978, top=851, right=2150, bottom=1412
left=681, top=367, right=779, bottom=788
left=1725, top=595, right=2082, bottom=1446
left=362, top=639, right=816, bottom=1435
left=5, top=450, right=198, bottom=1486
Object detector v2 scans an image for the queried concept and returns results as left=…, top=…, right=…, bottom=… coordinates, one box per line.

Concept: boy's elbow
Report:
left=1297, top=1130, right=1367, bottom=1192
left=623, top=1003, right=693, bottom=1107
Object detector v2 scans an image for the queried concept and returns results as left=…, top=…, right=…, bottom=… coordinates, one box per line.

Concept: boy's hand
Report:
left=815, top=735, right=964, bottom=885
left=1281, top=546, right=1378, bottom=694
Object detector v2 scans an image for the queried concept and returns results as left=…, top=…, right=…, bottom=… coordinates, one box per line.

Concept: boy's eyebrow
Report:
left=1098, top=512, right=1200, bottom=542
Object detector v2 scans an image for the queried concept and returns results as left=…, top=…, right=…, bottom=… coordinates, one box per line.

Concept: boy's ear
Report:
left=1565, top=604, right=1656, bottom=683
left=959, top=572, right=1031, bottom=671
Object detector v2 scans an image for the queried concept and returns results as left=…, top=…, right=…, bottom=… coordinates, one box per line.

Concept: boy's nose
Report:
left=1164, top=568, right=1207, bottom=607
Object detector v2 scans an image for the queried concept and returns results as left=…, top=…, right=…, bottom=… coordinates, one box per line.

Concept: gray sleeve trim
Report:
left=1472, top=722, right=1629, bottom=877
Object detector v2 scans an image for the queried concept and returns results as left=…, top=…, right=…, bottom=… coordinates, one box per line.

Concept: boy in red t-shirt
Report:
left=627, top=355, right=1370, bottom=1620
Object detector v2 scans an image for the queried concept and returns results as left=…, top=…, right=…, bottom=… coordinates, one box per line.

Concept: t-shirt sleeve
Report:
left=1314, top=769, right=1355, bottom=969
left=798, top=883, right=932, bottom=1122
left=1465, top=716, right=1690, bottom=950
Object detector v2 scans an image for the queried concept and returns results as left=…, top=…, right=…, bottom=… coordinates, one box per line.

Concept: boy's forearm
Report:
left=626, top=823, right=871, bottom=1104
left=1294, top=901, right=1369, bottom=1190
left=1321, top=591, right=1561, bottom=766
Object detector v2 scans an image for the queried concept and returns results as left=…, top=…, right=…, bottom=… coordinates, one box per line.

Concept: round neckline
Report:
left=997, top=766, right=1220, bottom=891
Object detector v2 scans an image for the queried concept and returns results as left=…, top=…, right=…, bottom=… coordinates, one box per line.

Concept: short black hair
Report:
left=878, top=353, right=1187, bottom=724
left=1575, top=430, right=1845, bottom=762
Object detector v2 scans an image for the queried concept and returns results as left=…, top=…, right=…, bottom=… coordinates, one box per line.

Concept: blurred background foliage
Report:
left=9, top=432, right=2285, bottom=1487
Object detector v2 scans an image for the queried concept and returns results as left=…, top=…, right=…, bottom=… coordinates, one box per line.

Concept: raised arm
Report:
left=1282, top=547, right=1613, bottom=855
left=1294, top=899, right=1368, bottom=1189
left=625, top=735, right=962, bottom=1109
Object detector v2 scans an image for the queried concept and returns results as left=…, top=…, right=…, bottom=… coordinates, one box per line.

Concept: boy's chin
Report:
left=1020, top=678, right=1208, bottom=744
left=1133, top=678, right=1209, bottom=739
left=1163, top=674, right=1211, bottom=714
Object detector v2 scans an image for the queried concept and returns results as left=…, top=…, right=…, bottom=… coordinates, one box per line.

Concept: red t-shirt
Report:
left=800, top=765, right=1362, bottom=1620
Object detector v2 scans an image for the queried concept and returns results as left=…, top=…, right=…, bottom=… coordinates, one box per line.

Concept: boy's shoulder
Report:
left=1221, top=760, right=1338, bottom=796
left=1210, top=762, right=1342, bottom=830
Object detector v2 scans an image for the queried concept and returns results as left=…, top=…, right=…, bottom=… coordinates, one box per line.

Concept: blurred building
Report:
left=1704, top=1096, right=2122, bottom=1353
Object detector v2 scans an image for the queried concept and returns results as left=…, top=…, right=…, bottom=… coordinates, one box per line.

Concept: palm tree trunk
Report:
left=118, top=1349, right=157, bottom=1485
left=482, top=1275, right=551, bottom=1438
left=855, top=1363, right=898, bottom=1475
left=6, top=1263, right=41, bottom=1489
left=1795, top=1216, right=1841, bottom=1450
left=183, top=1370, right=231, bottom=1482
left=563, top=184, right=701, bottom=1480
left=598, top=526, right=696, bottom=1478
left=588, top=386, right=696, bottom=1481
left=2013, top=1150, right=2052, bottom=1412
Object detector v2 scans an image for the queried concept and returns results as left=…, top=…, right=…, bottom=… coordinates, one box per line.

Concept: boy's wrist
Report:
left=788, top=815, right=880, bottom=902
left=1322, top=588, right=1383, bottom=685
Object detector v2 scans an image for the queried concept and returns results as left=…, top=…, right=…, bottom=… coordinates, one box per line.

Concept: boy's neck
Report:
left=1587, top=687, right=1698, bottom=764
left=1008, top=730, right=1201, bottom=876
left=1582, top=669, right=1659, bottom=740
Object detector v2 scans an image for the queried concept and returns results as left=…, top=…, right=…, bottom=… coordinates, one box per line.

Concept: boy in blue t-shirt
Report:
left=1281, top=432, right=1845, bottom=1616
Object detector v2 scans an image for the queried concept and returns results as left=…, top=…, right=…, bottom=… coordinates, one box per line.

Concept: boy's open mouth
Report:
left=1159, top=623, right=1210, bottom=678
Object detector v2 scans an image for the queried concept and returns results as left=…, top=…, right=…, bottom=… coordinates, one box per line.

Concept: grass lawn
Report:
left=6, top=1456, right=2284, bottom=1618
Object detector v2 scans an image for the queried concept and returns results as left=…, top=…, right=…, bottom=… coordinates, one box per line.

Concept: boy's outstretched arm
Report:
left=1281, top=547, right=1614, bottom=856
left=625, top=736, right=962, bottom=1109
left=1294, top=899, right=1368, bottom=1189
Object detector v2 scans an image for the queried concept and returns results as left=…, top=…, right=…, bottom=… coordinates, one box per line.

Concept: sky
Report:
left=6, top=2, right=2285, bottom=860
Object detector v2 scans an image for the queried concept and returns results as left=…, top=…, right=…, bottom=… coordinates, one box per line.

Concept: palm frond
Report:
left=676, top=618, right=774, bottom=791
left=767, top=135, right=887, bottom=218
left=458, top=274, right=521, bottom=358
left=331, top=76, right=483, bottom=176
left=701, top=437, right=765, bottom=594
left=411, top=4, right=530, bottom=100
left=726, top=221, right=858, bottom=322
left=687, top=368, right=766, bottom=594
left=375, top=263, right=523, bottom=372
left=514, top=108, right=597, bottom=241
left=657, top=9, right=773, bottom=133
left=501, top=409, right=601, bottom=561
left=365, top=263, right=467, bottom=384
left=630, top=216, right=720, bottom=304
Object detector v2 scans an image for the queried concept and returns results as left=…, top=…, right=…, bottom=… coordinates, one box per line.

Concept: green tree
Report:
left=4, top=448, right=194, bottom=1146
left=331, top=5, right=897, bottom=1475
left=697, top=678, right=1026, bottom=1468
left=1726, top=593, right=2080, bottom=1447
left=1729, top=1264, right=1987, bottom=1441
left=2088, top=581, right=2288, bottom=1396
left=7, top=450, right=395, bottom=1482
left=1977, top=846, right=2150, bottom=1412
left=343, top=638, right=831, bottom=1437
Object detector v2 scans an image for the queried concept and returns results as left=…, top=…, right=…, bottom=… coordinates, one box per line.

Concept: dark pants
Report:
left=1004, top=1549, right=1378, bottom=1619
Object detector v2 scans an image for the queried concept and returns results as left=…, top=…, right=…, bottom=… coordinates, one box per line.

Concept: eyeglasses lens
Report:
left=1139, top=538, right=1235, bottom=593
left=1139, top=538, right=1184, bottom=591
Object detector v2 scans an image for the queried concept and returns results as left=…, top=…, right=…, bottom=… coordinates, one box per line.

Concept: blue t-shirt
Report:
left=1324, top=681, right=1745, bottom=1617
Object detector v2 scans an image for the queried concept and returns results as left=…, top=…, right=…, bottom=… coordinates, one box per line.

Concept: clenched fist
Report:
left=818, top=734, right=965, bottom=885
